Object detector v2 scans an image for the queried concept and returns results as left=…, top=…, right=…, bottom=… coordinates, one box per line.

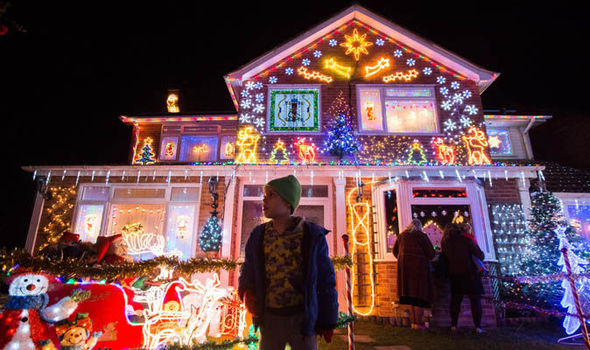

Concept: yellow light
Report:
left=235, top=126, right=260, bottom=164
left=364, top=57, right=390, bottom=77
left=340, top=28, right=373, bottom=61
left=488, top=135, right=501, bottom=148
left=192, top=144, right=209, bottom=153
left=269, top=138, right=290, bottom=164
left=167, top=93, right=180, bottom=113
left=297, top=66, right=333, bottom=83
left=382, top=69, right=419, bottom=83
left=365, top=101, right=375, bottom=120
left=324, top=58, right=352, bottom=78
left=225, top=142, right=235, bottom=158
left=433, top=138, right=456, bottom=165
left=462, top=127, right=491, bottom=165
left=346, top=184, right=375, bottom=316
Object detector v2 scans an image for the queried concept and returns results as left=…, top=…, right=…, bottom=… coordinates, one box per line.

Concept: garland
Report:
left=0, top=248, right=353, bottom=280
left=163, top=336, right=258, bottom=350
left=336, top=312, right=357, bottom=328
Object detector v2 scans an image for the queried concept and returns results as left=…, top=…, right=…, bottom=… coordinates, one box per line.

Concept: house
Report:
left=22, top=5, right=564, bottom=327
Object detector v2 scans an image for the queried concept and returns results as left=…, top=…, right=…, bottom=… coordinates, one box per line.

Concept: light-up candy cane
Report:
left=561, top=247, right=590, bottom=349
left=342, top=234, right=355, bottom=350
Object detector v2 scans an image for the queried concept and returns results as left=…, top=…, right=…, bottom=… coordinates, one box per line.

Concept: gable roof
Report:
left=225, top=5, right=499, bottom=98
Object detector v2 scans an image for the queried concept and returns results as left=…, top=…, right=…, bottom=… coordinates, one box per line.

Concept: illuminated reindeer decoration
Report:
left=295, top=138, right=316, bottom=164
left=235, top=126, right=260, bottom=164
left=433, top=137, right=456, bottom=165
left=462, top=127, right=491, bottom=165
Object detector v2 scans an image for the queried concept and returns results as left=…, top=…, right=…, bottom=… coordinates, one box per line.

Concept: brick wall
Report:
left=483, top=179, right=521, bottom=204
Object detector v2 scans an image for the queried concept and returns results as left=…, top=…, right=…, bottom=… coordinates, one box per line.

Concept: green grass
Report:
left=319, top=320, right=578, bottom=350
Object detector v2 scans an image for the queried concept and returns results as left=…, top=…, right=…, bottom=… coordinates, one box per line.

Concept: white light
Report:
left=455, top=169, right=462, bottom=183
left=91, top=170, right=95, bottom=182
left=62, top=170, right=66, bottom=181
left=137, top=170, right=141, bottom=184
left=46, top=170, right=51, bottom=185
left=76, top=170, right=81, bottom=186
left=439, top=170, right=444, bottom=179
left=422, top=171, right=429, bottom=182
left=33, top=170, right=37, bottom=180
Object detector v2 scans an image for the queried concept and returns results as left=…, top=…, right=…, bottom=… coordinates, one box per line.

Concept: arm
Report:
left=468, top=239, right=485, bottom=261
left=315, top=235, right=339, bottom=331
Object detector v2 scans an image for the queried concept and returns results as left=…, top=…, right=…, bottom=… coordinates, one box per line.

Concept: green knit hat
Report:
left=266, top=175, right=301, bottom=214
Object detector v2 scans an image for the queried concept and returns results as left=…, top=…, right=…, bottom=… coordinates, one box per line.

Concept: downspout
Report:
left=522, top=116, right=536, bottom=159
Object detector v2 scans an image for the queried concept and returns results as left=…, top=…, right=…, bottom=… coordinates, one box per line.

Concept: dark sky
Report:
left=1, top=1, right=589, bottom=248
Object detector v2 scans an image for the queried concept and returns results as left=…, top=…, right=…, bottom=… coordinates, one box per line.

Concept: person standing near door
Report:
left=238, top=175, right=338, bottom=349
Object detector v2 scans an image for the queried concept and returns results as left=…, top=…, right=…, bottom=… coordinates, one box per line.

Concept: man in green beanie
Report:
left=238, top=175, right=338, bottom=350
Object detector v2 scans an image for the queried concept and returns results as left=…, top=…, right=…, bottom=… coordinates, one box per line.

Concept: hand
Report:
left=318, top=329, right=333, bottom=343
left=244, top=289, right=259, bottom=317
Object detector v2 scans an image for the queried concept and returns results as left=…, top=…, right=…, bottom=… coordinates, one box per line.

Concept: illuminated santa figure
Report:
left=0, top=272, right=82, bottom=350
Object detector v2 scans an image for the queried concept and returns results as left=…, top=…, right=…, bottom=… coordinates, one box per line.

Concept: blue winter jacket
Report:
left=238, top=219, right=339, bottom=336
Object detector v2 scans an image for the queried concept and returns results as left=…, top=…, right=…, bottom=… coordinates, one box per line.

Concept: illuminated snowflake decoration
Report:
left=459, top=115, right=473, bottom=128
left=423, top=67, right=432, bottom=75
left=269, top=76, right=277, bottom=84
left=440, top=87, right=449, bottom=95
left=394, top=50, right=403, bottom=57
left=452, top=93, right=464, bottom=105
left=406, top=58, right=416, bottom=66
left=436, top=76, right=446, bottom=84
left=255, top=93, right=264, bottom=103
left=463, top=90, right=472, bottom=99
left=313, top=50, right=322, bottom=58
left=285, top=67, right=294, bottom=75
left=245, top=81, right=255, bottom=90
left=302, top=58, right=311, bottom=66
left=441, top=100, right=452, bottom=111
left=254, top=82, right=263, bottom=89
left=444, top=119, right=457, bottom=132
left=239, top=113, right=252, bottom=123
left=451, top=81, right=460, bottom=89
left=465, top=105, right=478, bottom=115
left=240, top=99, right=252, bottom=109
left=241, top=90, right=250, bottom=98
left=329, top=39, right=338, bottom=47
left=375, top=38, right=385, bottom=46
left=254, top=117, right=266, bottom=128
left=253, top=104, right=265, bottom=114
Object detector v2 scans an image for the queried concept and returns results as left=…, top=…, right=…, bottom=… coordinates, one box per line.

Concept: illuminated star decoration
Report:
left=340, top=28, right=373, bottom=61
left=488, top=135, right=502, bottom=148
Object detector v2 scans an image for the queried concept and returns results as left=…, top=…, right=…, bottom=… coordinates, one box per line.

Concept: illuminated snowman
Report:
left=0, top=272, right=81, bottom=350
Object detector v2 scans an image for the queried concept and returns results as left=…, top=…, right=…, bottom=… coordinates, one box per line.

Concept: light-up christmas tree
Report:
left=269, top=139, right=290, bottom=164
left=323, top=91, right=359, bottom=159
left=509, top=189, right=589, bottom=310
left=407, top=141, right=427, bottom=165
left=199, top=177, right=223, bottom=253
left=135, top=137, right=156, bottom=165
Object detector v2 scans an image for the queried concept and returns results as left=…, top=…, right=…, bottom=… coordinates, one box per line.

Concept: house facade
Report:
left=23, top=6, right=559, bottom=327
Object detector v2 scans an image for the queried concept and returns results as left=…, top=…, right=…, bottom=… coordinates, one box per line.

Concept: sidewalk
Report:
left=319, top=320, right=572, bottom=350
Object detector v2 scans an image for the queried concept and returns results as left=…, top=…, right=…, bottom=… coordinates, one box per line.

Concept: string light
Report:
left=340, top=28, right=373, bottom=61
left=382, top=69, right=419, bottom=82
left=324, top=58, right=352, bottom=78
left=134, top=137, right=157, bottom=165
left=462, top=127, right=491, bottom=165
left=364, top=57, right=390, bottom=77
left=269, top=139, right=290, bottom=164
left=235, top=127, right=260, bottom=164
left=432, top=138, right=456, bottom=165
left=294, top=138, right=317, bottom=164
left=296, top=66, right=333, bottom=83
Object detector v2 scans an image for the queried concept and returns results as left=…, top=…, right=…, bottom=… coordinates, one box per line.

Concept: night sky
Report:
left=1, top=1, right=589, bottom=248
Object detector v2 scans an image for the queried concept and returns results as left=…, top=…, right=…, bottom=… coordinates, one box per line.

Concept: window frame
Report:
left=72, top=183, right=201, bottom=258
left=266, top=84, right=322, bottom=134
left=372, top=179, right=495, bottom=262
left=356, top=84, right=441, bottom=135
left=486, top=127, right=514, bottom=156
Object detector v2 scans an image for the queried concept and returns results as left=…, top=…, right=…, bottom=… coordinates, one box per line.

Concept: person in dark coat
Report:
left=393, top=219, right=435, bottom=329
left=238, top=175, right=338, bottom=350
left=441, top=224, right=486, bottom=333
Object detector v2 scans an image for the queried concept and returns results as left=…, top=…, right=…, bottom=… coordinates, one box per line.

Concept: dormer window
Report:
left=357, top=85, right=439, bottom=134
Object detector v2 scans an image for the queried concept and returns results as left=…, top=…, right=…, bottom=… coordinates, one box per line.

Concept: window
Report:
left=179, top=135, right=219, bottom=162
left=160, top=136, right=179, bottom=161
left=358, top=85, right=438, bottom=134
left=268, top=87, right=320, bottom=132
left=487, top=128, right=513, bottom=156
left=73, top=184, right=201, bottom=259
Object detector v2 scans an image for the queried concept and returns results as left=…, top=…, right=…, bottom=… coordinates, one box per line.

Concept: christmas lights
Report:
left=167, top=93, right=180, bottom=113
left=134, top=138, right=157, bottom=165
left=121, top=223, right=166, bottom=257
left=364, top=57, right=390, bottom=77
left=296, top=66, right=333, bottom=83
left=294, top=138, right=317, bottom=164
left=462, top=127, right=491, bottom=165
left=432, top=138, right=455, bottom=164
left=406, top=140, right=428, bottom=165
left=323, top=57, right=352, bottom=78
left=382, top=69, right=419, bottom=82
left=340, top=28, right=373, bottom=61
left=235, top=127, right=260, bottom=164
left=269, top=139, right=290, bottom=164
